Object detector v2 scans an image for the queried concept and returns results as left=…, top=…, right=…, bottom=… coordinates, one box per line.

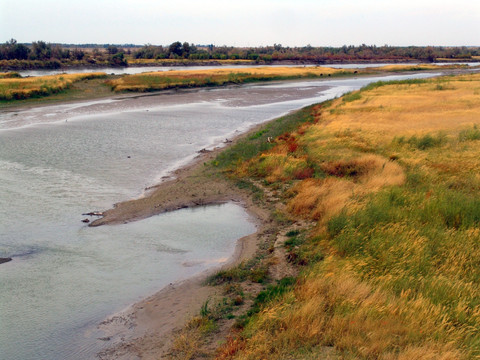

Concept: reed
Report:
left=0, top=72, right=107, bottom=100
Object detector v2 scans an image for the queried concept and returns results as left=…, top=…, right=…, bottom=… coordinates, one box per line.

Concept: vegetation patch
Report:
left=0, top=72, right=107, bottom=101
left=106, top=66, right=359, bottom=92
left=215, top=73, right=480, bottom=359
left=459, top=124, right=480, bottom=142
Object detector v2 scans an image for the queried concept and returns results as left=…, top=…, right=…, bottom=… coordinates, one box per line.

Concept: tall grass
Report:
left=217, top=73, right=480, bottom=359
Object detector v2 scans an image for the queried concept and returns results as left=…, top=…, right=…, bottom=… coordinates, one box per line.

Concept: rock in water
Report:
left=0, top=257, right=12, bottom=265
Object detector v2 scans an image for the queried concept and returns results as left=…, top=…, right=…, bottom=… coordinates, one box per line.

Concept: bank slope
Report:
left=213, top=73, right=480, bottom=359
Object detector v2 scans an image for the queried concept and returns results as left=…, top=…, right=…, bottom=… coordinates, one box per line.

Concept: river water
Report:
left=14, top=62, right=480, bottom=77
left=0, top=72, right=440, bottom=359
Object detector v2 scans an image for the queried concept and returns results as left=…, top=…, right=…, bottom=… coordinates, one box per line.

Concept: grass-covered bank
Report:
left=169, top=73, right=480, bottom=359
left=106, top=66, right=359, bottom=92
left=0, top=72, right=107, bottom=102
left=106, top=64, right=469, bottom=93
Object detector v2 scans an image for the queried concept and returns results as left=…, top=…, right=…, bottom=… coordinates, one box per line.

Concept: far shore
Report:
left=0, top=58, right=434, bottom=72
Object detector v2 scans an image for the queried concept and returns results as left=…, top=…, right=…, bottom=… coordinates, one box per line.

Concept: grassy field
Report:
left=0, top=72, right=107, bottom=100
left=201, top=73, right=480, bottom=359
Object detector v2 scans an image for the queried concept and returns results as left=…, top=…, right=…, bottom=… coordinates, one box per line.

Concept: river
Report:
left=13, top=62, right=480, bottom=78
left=0, top=72, right=441, bottom=359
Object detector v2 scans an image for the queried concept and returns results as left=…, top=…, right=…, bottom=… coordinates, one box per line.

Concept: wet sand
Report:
left=94, top=123, right=272, bottom=359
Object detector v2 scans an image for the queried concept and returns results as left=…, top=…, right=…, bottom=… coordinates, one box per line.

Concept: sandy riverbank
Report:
left=94, top=124, right=273, bottom=359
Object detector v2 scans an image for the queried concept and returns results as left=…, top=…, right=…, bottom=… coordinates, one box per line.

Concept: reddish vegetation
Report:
left=293, top=167, right=315, bottom=180
left=216, top=336, right=247, bottom=359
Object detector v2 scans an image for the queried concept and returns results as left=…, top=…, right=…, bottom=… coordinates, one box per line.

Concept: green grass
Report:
left=234, top=179, right=264, bottom=202
left=393, top=132, right=447, bottom=150
left=213, top=105, right=319, bottom=170
left=207, top=259, right=269, bottom=285
left=241, top=277, right=296, bottom=322
left=360, top=78, right=429, bottom=92
left=342, top=91, right=362, bottom=103
left=459, top=125, right=480, bottom=141
left=326, top=178, right=480, bottom=353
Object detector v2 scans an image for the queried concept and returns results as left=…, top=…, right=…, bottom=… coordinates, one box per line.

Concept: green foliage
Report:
left=207, top=260, right=269, bottom=285
left=285, top=229, right=300, bottom=237
left=213, top=106, right=318, bottom=170
left=459, top=125, right=480, bottom=142
left=342, top=91, right=362, bottom=103
left=422, top=192, right=480, bottom=229
left=361, top=78, right=428, bottom=92
left=246, top=277, right=296, bottom=317
left=394, top=132, right=446, bottom=150
left=248, top=129, right=269, bottom=140
left=200, top=299, right=210, bottom=317
left=408, top=133, right=446, bottom=150
left=327, top=210, right=349, bottom=237
left=325, top=175, right=480, bottom=351
left=235, top=180, right=264, bottom=202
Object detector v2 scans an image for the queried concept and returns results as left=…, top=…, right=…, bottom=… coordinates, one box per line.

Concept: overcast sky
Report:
left=1, top=0, right=479, bottom=47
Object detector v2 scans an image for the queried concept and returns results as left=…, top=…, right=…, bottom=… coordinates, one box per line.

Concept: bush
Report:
left=459, top=125, right=480, bottom=142
left=407, top=133, right=446, bottom=150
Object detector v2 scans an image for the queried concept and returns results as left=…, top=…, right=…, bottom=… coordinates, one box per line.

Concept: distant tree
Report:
left=110, top=52, right=127, bottom=66
left=182, top=42, right=190, bottom=57
left=189, top=43, right=197, bottom=54
left=0, top=39, right=30, bottom=60
left=106, top=45, right=119, bottom=55
left=31, top=41, right=52, bottom=60
left=168, top=41, right=183, bottom=57
left=72, top=48, right=85, bottom=60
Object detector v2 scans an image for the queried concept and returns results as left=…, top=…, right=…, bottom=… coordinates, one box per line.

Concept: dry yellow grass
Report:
left=323, top=74, right=480, bottom=137
left=107, top=66, right=357, bottom=92
left=219, top=73, right=480, bottom=359
left=286, top=154, right=404, bottom=223
left=223, top=258, right=463, bottom=360
left=0, top=72, right=107, bottom=100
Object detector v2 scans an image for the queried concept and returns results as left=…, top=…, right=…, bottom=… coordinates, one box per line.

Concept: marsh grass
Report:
left=0, top=72, right=107, bottom=100
left=207, top=259, right=269, bottom=285
left=107, top=66, right=359, bottom=92
left=216, top=73, right=480, bottom=359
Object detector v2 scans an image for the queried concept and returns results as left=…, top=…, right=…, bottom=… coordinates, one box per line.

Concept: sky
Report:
left=0, top=0, right=479, bottom=47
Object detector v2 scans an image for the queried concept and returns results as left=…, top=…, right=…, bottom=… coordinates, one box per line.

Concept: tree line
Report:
left=0, top=39, right=127, bottom=67
left=133, top=42, right=479, bottom=63
left=1, top=39, right=479, bottom=67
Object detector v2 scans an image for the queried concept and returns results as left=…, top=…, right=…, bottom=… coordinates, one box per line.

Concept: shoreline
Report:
left=93, top=118, right=275, bottom=359
left=96, top=203, right=266, bottom=359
